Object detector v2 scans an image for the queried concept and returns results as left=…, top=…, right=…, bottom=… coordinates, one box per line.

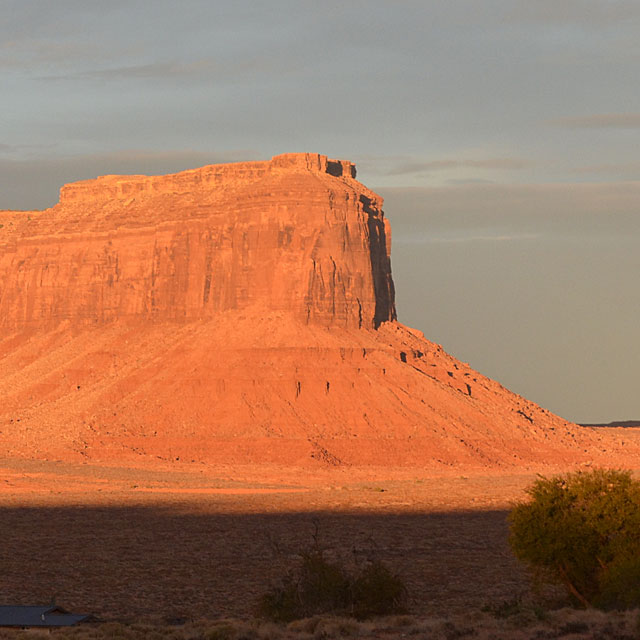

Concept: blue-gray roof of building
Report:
left=0, top=605, right=93, bottom=627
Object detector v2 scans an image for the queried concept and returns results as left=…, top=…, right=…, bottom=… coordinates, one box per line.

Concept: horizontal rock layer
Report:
left=0, top=153, right=395, bottom=329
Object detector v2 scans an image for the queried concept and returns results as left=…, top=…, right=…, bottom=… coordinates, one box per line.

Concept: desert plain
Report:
left=2, top=459, right=640, bottom=640
left=0, top=456, right=542, bottom=621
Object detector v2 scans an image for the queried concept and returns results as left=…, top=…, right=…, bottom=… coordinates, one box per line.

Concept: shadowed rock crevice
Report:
left=326, top=159, right=356, bottom=179
left=360, top=194, right=396, bottom=328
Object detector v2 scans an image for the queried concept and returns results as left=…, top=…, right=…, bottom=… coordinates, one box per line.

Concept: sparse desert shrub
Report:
left=285, top=616, right=321, bottom=634
left=206, top=623, right=238, bottom=640
left=311, top=616, right=361, bottom=638
left=259, top=548, right=350, bottom=622
left=94, top=621, right=132, bottom=639
left=481, top=596, right=525, bottom=619
left=205, top=620, right=259, bottom=640
left=255, top=621, right=282, bottom=640
left=508, top=468, right=640, bottom=609
left=259, top=537, right=407, bottom=621
left=350, top=560, right=407, bottom=619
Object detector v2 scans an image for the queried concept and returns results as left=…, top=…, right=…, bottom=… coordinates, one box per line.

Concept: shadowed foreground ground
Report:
left=3, top=461, right=640, bottom=639
left=0, top=504, right=523, bottom=621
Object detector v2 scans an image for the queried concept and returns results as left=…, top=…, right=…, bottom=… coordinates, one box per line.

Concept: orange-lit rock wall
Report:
left=0, top=153, right=395, bottom=329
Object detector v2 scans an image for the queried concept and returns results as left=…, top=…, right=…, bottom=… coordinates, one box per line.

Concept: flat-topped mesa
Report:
left=0, top=153, right=396, bottom=330
left=57, top=153, right=359, bottom=207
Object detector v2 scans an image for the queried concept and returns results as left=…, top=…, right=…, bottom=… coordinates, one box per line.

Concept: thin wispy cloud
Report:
left=395, top=232, right=541, bottom=245
left=39, top=54, right=301, bottom=84
left=357, top=155, right=529, bottom=178
left=0, top=149, right=259, bottom=210
left=508, top=0, right=640, bottom=26
left=74, top=59, right=222, bottom=80
left=0, top=142, right=57, bottom=155
left=379, top=182, right=640, bottom=219
left=446, top=178, right=496, bottom=185
left=387, top=158, right=528, bottom=176
left=78, top=148, right=259, bottom=168
left=0, top=38, right=129, bottom=71
left=548, top=113, right=640, bottom=129
left=570, top=162, right=640, bottom=176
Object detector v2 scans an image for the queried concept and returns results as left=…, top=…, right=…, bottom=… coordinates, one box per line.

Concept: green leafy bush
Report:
left=259, top=543, right=407, bottom=621
left=508, top=468, right=640, bottom=608
left=598, top=553, right=640, bottom=610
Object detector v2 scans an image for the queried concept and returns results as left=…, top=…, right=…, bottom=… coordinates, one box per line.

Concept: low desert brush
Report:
left=259, top=534, right=407, bottom=621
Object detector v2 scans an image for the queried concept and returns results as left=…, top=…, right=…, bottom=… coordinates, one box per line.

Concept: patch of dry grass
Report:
left=0, top=609, right=638, bottom=640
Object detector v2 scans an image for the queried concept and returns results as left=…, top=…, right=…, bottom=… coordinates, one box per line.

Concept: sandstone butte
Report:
left=1, top=152, right=638, bottom=475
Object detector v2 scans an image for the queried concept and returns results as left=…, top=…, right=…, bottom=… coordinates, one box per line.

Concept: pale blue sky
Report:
left=2, top=0, right=639, bottom=422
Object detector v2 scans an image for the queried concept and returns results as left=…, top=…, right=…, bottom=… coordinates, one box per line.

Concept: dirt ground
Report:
left=0, top=457, right=568, bottom=623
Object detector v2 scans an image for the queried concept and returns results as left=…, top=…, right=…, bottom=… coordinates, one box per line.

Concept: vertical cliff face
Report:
left=0, top=153, right=396, bottom=330
left=3, top=151, right=630, bottom=473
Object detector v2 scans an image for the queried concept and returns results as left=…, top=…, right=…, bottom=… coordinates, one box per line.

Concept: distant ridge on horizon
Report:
left=580, top=420, right=640, bottom=429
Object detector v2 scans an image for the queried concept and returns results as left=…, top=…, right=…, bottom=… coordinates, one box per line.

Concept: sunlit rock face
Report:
left=1, top=153, right=637, bottom=471
left=0, top=153, right=395, bottom=330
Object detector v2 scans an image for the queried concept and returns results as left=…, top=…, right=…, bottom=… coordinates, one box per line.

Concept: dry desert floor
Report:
left=1, top=458, right=639, bottom=639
